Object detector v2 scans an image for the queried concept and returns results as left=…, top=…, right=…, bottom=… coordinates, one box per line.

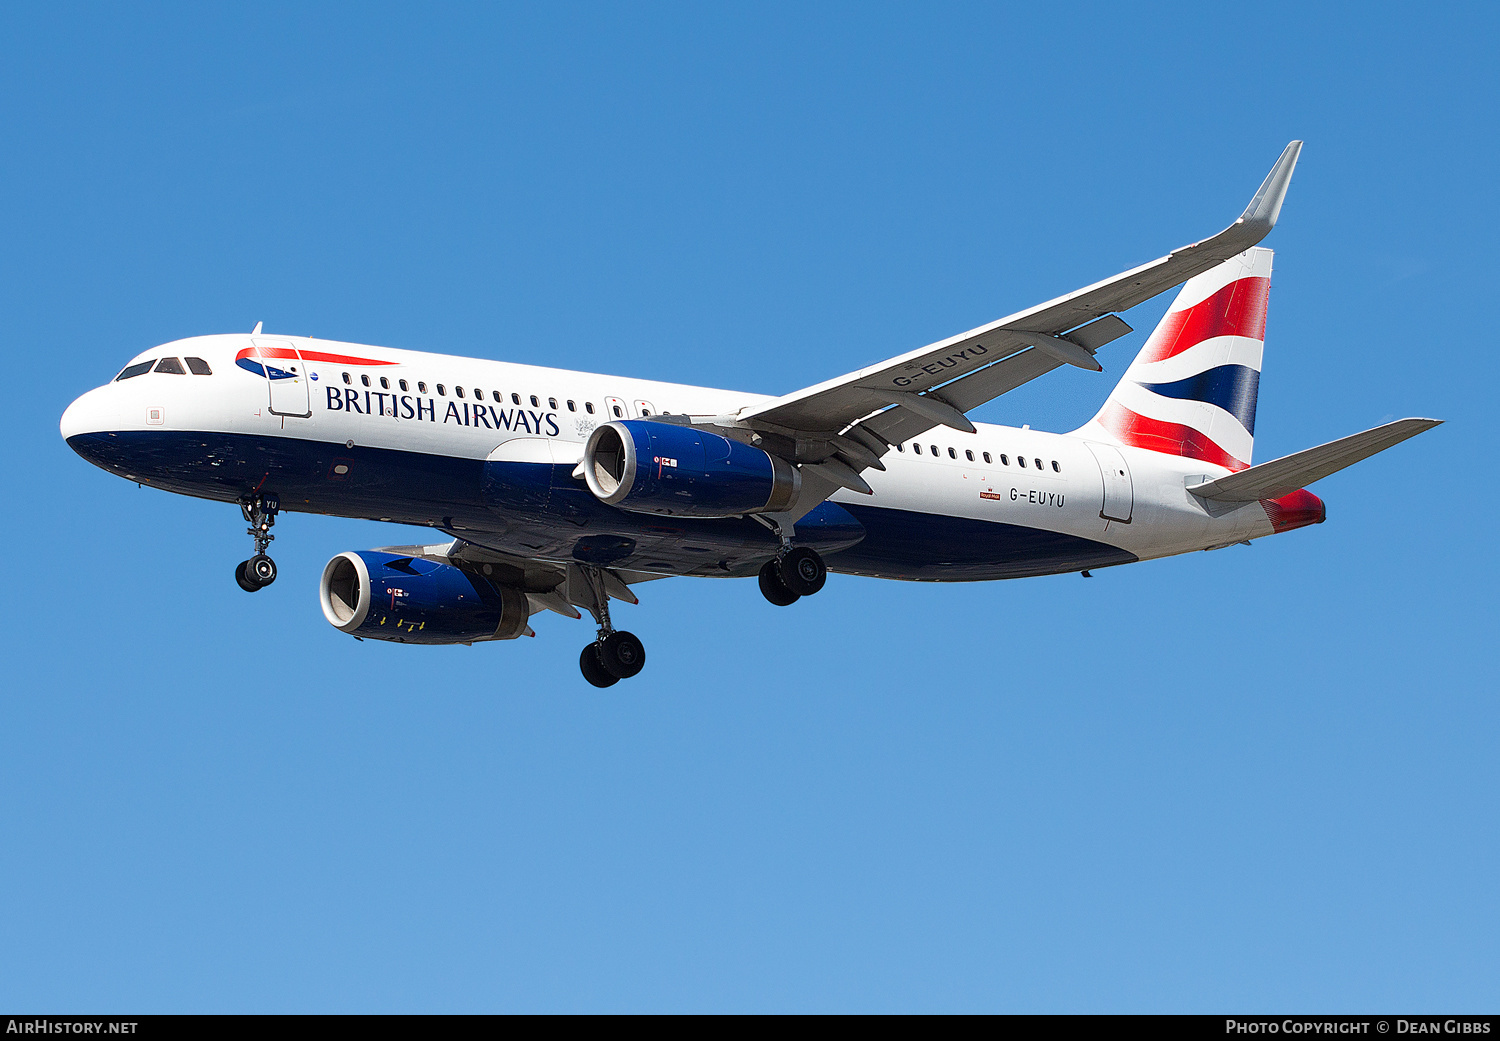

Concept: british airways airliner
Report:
left=60, top=142, right=1439, bottom=686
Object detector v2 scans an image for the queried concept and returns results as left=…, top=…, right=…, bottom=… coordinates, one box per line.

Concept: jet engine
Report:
left=319, top=550, right=529, bottom=644
left=582, top=420, right=799, bottom=518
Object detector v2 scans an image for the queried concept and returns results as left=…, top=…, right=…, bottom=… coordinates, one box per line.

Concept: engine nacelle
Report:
left=582, top=420, right=799, bottom=518
left=319, top=551, right=529, bottom=645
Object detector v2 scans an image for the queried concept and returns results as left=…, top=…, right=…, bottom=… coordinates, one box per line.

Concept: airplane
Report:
left=60, top=141, right=1440, bottom=686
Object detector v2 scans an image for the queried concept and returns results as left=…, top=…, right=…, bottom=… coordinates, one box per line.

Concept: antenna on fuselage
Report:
left=251, top=321, right=263, bottom=335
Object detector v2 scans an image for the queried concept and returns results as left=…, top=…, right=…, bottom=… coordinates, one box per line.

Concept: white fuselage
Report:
left=61, top=333, right=1287, bottom=581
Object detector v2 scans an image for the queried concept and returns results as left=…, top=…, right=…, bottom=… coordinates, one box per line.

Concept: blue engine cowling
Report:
left=319, top=551, right=529, bottom=645
left=582, top=420, right=800, bottom=518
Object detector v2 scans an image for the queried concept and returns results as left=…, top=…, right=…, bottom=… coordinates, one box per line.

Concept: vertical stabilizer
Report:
left=1075, top=247, right=1272, bottom=472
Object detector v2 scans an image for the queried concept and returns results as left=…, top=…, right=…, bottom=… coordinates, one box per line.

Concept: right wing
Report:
left=735, top=141, right=1305, bottom=445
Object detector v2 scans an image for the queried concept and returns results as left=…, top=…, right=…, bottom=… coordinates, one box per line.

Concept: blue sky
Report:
left=2, top=2, right=1496, bottom=1012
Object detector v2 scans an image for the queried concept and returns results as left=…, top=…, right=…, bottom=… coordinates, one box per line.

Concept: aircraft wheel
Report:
left=758, top=560, right=800, bottom=606
left=580, top=644, right=619, bottom=688
left=248, top=554, right=277, bottom=587
left=778, top=547, right=826, bottom=597
left=599, top=630, right=646, bottom=679
left=234, top=560, right=262, bottom=593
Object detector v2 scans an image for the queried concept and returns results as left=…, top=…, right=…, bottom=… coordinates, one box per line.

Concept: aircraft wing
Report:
left=380, top=537, right=666, bottom=626
left=725, top=142, right=1303, bottom=513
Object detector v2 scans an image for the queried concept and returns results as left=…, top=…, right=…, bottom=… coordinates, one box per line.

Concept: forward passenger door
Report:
left=252, top=339, right=312, bottom=418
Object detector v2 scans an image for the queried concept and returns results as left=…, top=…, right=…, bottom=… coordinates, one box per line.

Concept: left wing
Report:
left=718, top=142, right=1303, bottom=512
left=382, top=538, right=664, bottom=626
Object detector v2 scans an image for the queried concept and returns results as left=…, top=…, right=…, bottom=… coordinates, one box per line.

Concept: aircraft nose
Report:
left=60, top=386, right=112, bottom=443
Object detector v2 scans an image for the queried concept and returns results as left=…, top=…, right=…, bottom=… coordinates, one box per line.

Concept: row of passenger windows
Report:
left=339, top=371, right=659, bottom=419
left=895, top=441, right=1061, bottom=472
left=116, top=357, right=213, bottom=380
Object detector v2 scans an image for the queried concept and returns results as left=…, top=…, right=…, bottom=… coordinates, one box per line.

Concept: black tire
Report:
left=248, top=554, right=277, bottom=586
left=234, top=560, right=262, bottom=593
left=758, top=560, right=800, bottom=606
left=778, top=547, right=826, bottom=597
left=599, top=630, right=646, bottom=679
left=580, top=644, right=619, bottom=688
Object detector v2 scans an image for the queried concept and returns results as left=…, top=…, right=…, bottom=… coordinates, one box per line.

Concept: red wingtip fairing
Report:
left=1261, top=488, right=1326, bottom=533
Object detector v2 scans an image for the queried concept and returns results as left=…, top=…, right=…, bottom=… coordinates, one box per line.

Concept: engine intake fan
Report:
left=320, top=550, right=529, bottom=644
left=582, top=420, right=799, bottom=518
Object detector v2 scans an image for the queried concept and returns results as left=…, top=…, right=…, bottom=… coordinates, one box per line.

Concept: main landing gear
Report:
left=758, top=545, right=827, bottom=606
left=234, top=495, right=279, bottom=593
left=575, top=564, right=646, bottom=688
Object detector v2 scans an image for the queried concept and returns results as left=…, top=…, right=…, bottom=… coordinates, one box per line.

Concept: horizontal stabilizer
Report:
left=1187, top=418, right=1442, bottom=502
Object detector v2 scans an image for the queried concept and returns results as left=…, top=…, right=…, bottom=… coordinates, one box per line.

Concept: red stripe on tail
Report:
left=1137, top=276, right=1270, bottom=364
left=1097, top=402, right=1250, bottom=472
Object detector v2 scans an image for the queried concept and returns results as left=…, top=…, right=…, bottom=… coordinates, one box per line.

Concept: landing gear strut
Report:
left=576, top=564, right=646, bottom=687
left=235, top=495, right=279, bottom=592
left=758, top=539, right=827, bottom=607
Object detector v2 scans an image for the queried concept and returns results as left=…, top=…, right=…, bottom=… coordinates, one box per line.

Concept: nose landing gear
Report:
left=575, top=564, right=647, bottom=687
left=235, top=495, right=279, bottom=592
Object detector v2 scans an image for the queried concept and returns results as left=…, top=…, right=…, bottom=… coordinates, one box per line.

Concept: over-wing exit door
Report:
left=252, top=339, right=312, bottom=418
left=1085, top=442, right=1133, bottom=523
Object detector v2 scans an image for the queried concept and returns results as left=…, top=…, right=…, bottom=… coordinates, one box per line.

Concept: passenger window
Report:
left=548, top=397, right=557, bottom=409
left=585, top=402, right=595, bottom=414
left=930, top=445, right=938, bottom=455
left=115, top=361, right=155, bottom=381
left=567, top=400, right=576, bottom=412
left=380, top=377, right=389, bottom=390
left=185, top=357, right=212, bottom=375
left=342, top=372, right=351, bottom=385
left=1000, top=454, right=1009, bottom=465
left=418, top=382, right=427, bottom=393
left=473, top=388, right=482, bottom=399
left=983, top=452, right=992, bottom=463
left=948, top=447, right=956, bottom=459
left=912, top=444, right=921, bottom=455
left=492, top=391, right=501, bottom=402
left=456, top=386, right=465, bottom=398
left=1018, top=456, right=1026, bottom=467
left=512, top=393, right=521, bottom=405
left=531, top=395, right=540, bottom=407
left=155, top=357, right=186, bottom=374
left=361, top=375, right=370, bottom=387
left=1035, top=458, right=1043, bottom=470
left=896, top=443, right=904, bottom=452
left=399, top=379, right=409, bottom=391
left=1052, top=460, right=1061, bottom=473
left=965, top=450, right=974, bottom=461
left=437, top=384, right=446, bottom=396
left=612, top=405, right=623, bottom=417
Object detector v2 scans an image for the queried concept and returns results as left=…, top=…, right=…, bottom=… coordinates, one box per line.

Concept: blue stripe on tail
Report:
left=1137, top=364, right=1261, bottom=435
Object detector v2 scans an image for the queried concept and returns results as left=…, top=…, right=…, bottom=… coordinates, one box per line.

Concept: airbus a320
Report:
left=60, top=141, right=1439, bottom=686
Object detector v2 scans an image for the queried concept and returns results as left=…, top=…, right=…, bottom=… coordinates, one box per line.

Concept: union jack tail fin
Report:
left=1076, top=247, right=1272, bottom=473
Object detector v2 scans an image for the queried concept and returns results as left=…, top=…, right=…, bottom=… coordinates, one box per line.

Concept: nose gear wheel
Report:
left=235, top=496, right=280, bottom=591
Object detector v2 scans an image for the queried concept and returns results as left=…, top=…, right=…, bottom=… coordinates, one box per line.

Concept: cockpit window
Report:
left=154, top=357, right=186, bottom=374
left=185, top=357, right=212, bottom=375
left=116, top=361, right=155, bottom=381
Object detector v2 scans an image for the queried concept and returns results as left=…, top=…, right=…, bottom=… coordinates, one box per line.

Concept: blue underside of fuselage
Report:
left=66, top=430, right=1137, bottom=581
